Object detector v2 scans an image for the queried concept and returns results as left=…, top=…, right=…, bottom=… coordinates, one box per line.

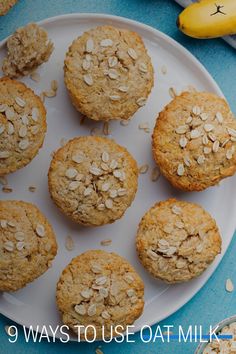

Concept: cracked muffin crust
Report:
left=152, top=91, right=236, bottom=191
left=2, top=23, right=54, bottom=78
left=48, top=136, right=138, bottom=226
left=0, top=78, right=47, bottom=175
left=56, top=250, right=144, bottom=339
left=0, top=0, right=17, bottom=16
left=0, top=200, right=57, bottom=291
left=136, top=199, right=221, bottom=283
left=64, top=25, right=154, bottom=121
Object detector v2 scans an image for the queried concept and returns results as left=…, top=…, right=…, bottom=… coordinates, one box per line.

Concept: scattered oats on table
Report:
left=51, top=79, right=58, bottom=92
left=65, top=235, right=75, bottom=251
left=43, top=89, right=56, bottom=98
left=103, top=122, right=111, bottom=136
left=226, top=278, right=234, bottom=292
left=138, top=122, right=150, bottom=133
left=2, top=186, right=13, bottom=193
left=30, top=71, right=41, bottom=83
left=95, top=349, right=104, bottom=354
left=139, top=164, right=149, bottom=174
left=120, top=119, right=130, bottom=126
left=163, top=331, right=173, bottom=336
left=28, top=185, right=36, bottom=193
left=151, top=167, right=160, bottom=182
left=100, top=239, right=112, bottom=246
left=4, top=325, right=15, bottom=336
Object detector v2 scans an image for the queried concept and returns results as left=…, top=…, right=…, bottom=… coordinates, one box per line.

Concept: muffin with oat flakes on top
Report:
left=0, top=200, right=57, bottom=292
left=48, top=136, right=138, bottom=226
left=64, top=25, right=154, bottom=121
left=152, top=91, right=236, bottom=191
left=56, top=250, right=144, bottom=339
left=136, top=199, right=221, bottom=283
left=0, top=78, right=46, bottom=176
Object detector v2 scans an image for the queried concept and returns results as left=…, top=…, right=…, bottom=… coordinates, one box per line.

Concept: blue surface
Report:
left=0, top=1, right=236, bottom=353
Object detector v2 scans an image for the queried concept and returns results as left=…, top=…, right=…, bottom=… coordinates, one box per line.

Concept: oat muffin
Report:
left=48, top=136, right=138, bottom=226
left=136, top=199, right=221, bottom=283
left=0, top=200, right=57, bottom=291
left=152, top=91, right=236, bottom=191
left=0, top=0, right=17, bottom=16
left=64, top=25, right=154, bottom=121
left=0, top=77, right=46, bottom=175
left=2, top=23, right=54, bottom=78
left=56, top=250, right=144, bottom=339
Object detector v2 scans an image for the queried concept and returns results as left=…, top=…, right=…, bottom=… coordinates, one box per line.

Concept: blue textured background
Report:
left=0, top=1, right=236, bottom=353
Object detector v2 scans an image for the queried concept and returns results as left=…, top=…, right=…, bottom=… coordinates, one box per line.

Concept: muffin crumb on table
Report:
left=2, top=23, right=54, bottom=78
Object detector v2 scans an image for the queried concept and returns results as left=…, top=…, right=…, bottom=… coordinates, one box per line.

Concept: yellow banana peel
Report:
left=177, top=0, right=236, bottom=39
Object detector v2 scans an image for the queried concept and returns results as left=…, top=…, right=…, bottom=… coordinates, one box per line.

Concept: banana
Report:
left=177, top=0, right=236, bottom=39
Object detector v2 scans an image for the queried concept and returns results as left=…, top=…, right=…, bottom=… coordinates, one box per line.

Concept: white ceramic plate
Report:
left=0, top=13, right=236, bottom=340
